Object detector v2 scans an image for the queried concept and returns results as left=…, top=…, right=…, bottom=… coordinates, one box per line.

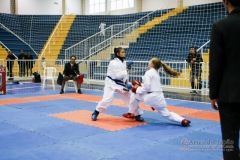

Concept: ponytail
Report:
left=161, top=62, right=180, bottom=77
left=151, top=58, right=180, bottom=77
left=114, top=47, right=123, bottom=56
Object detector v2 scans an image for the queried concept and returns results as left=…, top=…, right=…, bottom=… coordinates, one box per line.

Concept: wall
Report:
left=17, top=0, right=62, bottom=15
left=85, top=0, right=140, bottom=15
left=0, top=0, right=11, bottom=14
left=142, top=0, right=178, bottom=12
left=1, top=0, right=223, bottom=15
left=183, top=0, right=221, bottom=6
left=66, top=0, right=81, bottom=15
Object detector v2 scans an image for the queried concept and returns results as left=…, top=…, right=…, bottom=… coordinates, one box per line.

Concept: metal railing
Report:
left=0, top=41, right=18, bottom=59
left=1, top=59, right=210, bottom=95
left=39, top=15, right=65, bottom=59
left=88, top=22, right=139, bottom=60
left=197, top=40, right=210, bottom=54
left=0, top=23, right=38, bottom=56
left=64, top=22, right=135, bottom=60
left=3, top=59, right=63, bottom=78
left=65, top=10, right=159, bottom=60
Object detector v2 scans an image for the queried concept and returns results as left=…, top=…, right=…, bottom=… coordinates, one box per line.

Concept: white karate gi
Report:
left=99, top=22, right=106, bottom=36
left=129, top=68, right=185, bottom=124
left=96, top=58, right=130, bottom=112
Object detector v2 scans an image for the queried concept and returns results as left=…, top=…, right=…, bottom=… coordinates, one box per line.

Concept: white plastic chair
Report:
left=64, top=80, right=78, bottom=93
left=42, top=67, right=56, bottom=90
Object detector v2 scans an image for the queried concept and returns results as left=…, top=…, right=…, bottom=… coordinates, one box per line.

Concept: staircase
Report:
left=87, top=7, right=189, bottom=63
left=33, top=15, right=76, bottom=73
left=125, top=7, right=188, bottom=40
left=0, top=45, right=8, bottom=59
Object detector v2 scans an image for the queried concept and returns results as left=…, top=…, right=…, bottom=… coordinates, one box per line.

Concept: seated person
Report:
left=60, top=55, right=82, bottom=94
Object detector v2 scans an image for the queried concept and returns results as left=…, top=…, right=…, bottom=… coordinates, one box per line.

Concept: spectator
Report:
left=18, top=50, right=26, bottom=77
left=25, top=51, right=33, bottom=76
left=6, top=51, right=16, bottom=78
left=186, top=46, right=203, bottom=94
left=210, top=0, right=240, bottom=159
left=60, top=55, right=82, bottom=94
left=99, top=20, right=106, bottom=36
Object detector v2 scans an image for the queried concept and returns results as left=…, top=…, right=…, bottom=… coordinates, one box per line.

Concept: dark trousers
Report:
left=61, top=76, right=80, bottom=90
left=190, top=69, right=202, bottom=90
left=219, top=103, right=240, bottom=160
left=7, top=63, right=14, bottom=77
left=26, top=67, right=32, bottom=76
left=19, top=63, right=25, bottom=77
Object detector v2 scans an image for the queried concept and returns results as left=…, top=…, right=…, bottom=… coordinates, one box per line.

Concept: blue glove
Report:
left=127, top=61, right=134, bottom=69
left=125, top=83, right=132, bottom=90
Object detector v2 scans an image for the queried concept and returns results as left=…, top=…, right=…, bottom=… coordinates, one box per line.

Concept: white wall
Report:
left=183, top=0, right=222, bottom=6
left=85, top=0, right=140, bottom=15
left=66, top=0, right=81, bottom=15
left=17, top=0, right=62, bottom=15
left=0, top=0, right=11, bottom=14
left=142, top=0, right=178, bottom=12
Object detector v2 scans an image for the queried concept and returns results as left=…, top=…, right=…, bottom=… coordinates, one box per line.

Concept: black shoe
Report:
left=91, top=110, right=99, bottom=121
left=60, top=89, right=64, bottom=94
left=190, top=90, right=197, bottom=94
left=78, top=89, right=82, bottom=94
left=135, top=115, right=144, bottom=122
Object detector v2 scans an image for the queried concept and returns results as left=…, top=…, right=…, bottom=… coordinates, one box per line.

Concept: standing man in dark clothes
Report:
left=6, top=51, right=16, bottom=78
left=25, top=51, right=33, bottom=76
left=210, top=0, right=240, bottom=159
left=60, top=55, right=82, bottom=94
left=18, top=50, right=26, bottom=77
left=186, top=46, right=203, bottom=94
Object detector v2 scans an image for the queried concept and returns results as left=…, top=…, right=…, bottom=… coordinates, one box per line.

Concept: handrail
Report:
left=65, top=25, right=113, bottom=50
left=86, top=10, right=158, bottom=60
left=65, top=10, right=157, bottom=52
left=0, top=23, right=38, bottom=56
left=87, top=23, right=138, bottom=59
left=0, top=41, right=18, bottom=59
left=197, top=40, right=210, bottom=53
left=65, top=22, right=136, bottom=51
left=133, top=10, right=157, bottom=24
left=39, top=15, right=65, bottom=59
left=0, top=41, right=10, bottom=51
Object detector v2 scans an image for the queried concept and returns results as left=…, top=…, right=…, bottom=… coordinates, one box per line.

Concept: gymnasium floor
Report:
left=0, top=82, right=223, bottom=160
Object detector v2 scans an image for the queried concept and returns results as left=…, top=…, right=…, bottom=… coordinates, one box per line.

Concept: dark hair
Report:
left=114, top=47, right=123, bottom=56
left=190, top=46, right=197, bottom=53
left=190, top=46, right=196, bottom=49
left=70, top=55, right=76, bottom=60
left=228, top=0, right=240, bottom=7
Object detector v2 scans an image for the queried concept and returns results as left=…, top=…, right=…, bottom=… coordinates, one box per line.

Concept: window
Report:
left=89, top=0, right=105, bottom=14
left=110, top=0, right=134, bottom=11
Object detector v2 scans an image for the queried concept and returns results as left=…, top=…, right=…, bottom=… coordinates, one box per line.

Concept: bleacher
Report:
left=125, top=2, right=226, bottom=61
left=0, top=13, right=61, bottom=58
left=0, top=28, right=36, bottom=58
left=57, top=11, right=164, bottom=59
left=19, top=15, right=61, bottom=54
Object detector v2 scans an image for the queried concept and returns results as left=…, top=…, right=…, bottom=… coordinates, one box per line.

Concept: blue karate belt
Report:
left=107, top=76, right=126, bottom=88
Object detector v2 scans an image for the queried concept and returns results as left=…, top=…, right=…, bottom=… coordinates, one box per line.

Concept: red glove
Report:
left=132, top=80, right=141, bottom=86
left=131, top=85, right=138, bottom=93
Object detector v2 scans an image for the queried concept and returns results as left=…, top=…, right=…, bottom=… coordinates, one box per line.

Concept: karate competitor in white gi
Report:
left=123, top=58, right=191, bottom=127
left=91, top=47, right=133, bottom=121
